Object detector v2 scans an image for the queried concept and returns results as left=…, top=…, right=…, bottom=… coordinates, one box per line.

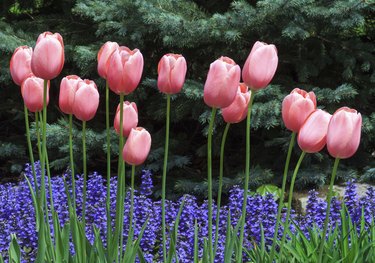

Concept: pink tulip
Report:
left=97, top=41, right=119, bottom=79
left=114, top=101, right=138, bottom=137
left=203, top=56, right=241, bottom=108
left=282, top=88, right=317, bottom=132
left=122, top=127, right=152, bottom=166
left=10, top=46, right=33, bottom=86
left=59, top=75, right=82, bottom=115
left=242, top=41, right=278, bottom=90
left=107, top=46, right=144, bottom=95
left=21, top=75, right=50, bottom=112
left=157, top=53, right=187, bottom=94
left=31, top=32, right=64, bottom=80
left=297, top=110, right=332, bottom=153
left=72, top=79, right=99, bottom=121
left=221, top=83, right=251, bottom=123
left=327, top=107, right=362, bottom=159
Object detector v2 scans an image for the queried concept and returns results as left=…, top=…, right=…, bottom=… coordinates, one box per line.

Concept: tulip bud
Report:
left=221, top=83, right=251, bottom=123
left=21, top=75, right=50, bottom=112
left=114, top=101, right=138, bottom=137
left=97, top=41, right=119, bottom=79
left=157, top=53, right=187, bottom=94
left=297, top=110, right=332, bottom=153
left=59, top=75, right=82, bottom=115
left=327, top=107, right=362, bottom=159
left=204, top=56, right=241, bottom=108
left=107, top=46, right=144, bottom=95
left=72, top=79, right=99, bottom=121
left=242, top=41, right=278, bottom=90
left=122, top=127, right=152, bottom=166
left=31, top=32, right=64, bottom=80
left=282, top=88, right=317, bottom=132
left=10, top=46, right=33, bottom=86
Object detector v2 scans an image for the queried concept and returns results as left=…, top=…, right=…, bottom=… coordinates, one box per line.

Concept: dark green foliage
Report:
left=0, top=0, right=374, bottom=195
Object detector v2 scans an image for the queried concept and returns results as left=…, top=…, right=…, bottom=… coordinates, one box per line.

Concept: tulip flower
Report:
left=157, top=53, right=187, bottom=94
left=107, top=46, right=144, bottom=95
left=31, top=32, right=64, bottom=80
left=122, top=127, right=152, bottom=166
left=97, top=41, right=119, bottom=79
left=21, top=75, right=50, bottom=112
left=72, top=79, right=99, bottom=122
left=282, top=88, right=317, bottom=132
left=242, top=41, right=278, bottom=90
left=327, top=107, right=362, bottom=159
left=221, top=83, right=251, bottom=123
left=10, top=46, right=33, bottom=86
left=114, top=101, right=138, bottom=137
left=203, top=56, right=241, bottom=108
left=298, top=110, right=332, bottom=153
left=59, top=75, right=82, bottom=115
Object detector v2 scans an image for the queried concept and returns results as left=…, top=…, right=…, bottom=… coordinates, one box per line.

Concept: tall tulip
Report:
left=107, top=46, right=144, bottom=95
left=242, top=41, right=278, bottom=90
left=298, top=110, right=332, bottom=153
left=21, top=75, right=50, bottom=113
left=31, top=32, right=64, bottom=80
left=10, top=46, right=33, bottom=86
left=122, top=127, right=151, bottom=166
left=157, top=53, right=187, bottom=94
left=97, top=41, right=119, bottom=79
left=114, top=101, right=138, bottom=137
left=203, top=56, right=241, bottom=109
left=327, top=107, right=362, bottom=159
left=72, top=79, right=100, bottom=122
left=59, top=75, right=82, bottom=115
left=282, top=88, right=317, bottom=132
left=222, top=83, right=251, bottom=124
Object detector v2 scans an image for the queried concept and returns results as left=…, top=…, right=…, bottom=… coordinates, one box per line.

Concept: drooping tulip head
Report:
left=221, top=83, right=251, bottom=123
left=242, top=41, right=278, bottom=90
left=97, top=41, right=119, bottom=79
left=297, top=109, right=332, bottom=153
left=21, top=75, right=50, bottom=112
left=157, top=53, right=187, bottom=94
left=31, top=32, right=64, bottom=80
left=10, top=46, right=33, bottom=86
left=203, top=56, right=241, bottom=108
left=282, top=88, right=317, bottom=133
left=59, top=75, right=82, bottom=115
left=107, top=46, right=144, bottom=95
left=72, top=79, right=99, bottom=121
left=122, top=127, right=152, bottom=166
left=114, top=101, right=138, bottom=137
left=327, top=107, right=362, bottom=159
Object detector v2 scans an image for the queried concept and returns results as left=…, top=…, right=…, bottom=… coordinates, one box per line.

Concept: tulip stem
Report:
left=318, top=157, right=340, bottom=263
left=105, top=80, right=112, bottom=248
left=269, top=131, right=296, bottom=260
left=24, top=105, right=38, bottom=196
left=237, top=90, right=255, bottom=262
left=82, top=120, right=87, bottom=226
left=162, top=94, right=171, bottom=262
left=129, top=165, right=135, bottom=233
left=69, top=114, right=76, bottom=208
left=214, top=122, right=230, bottom=256
left=279, top=151, right=306, bottom=258
left=207, top=107, right=217, bottom=263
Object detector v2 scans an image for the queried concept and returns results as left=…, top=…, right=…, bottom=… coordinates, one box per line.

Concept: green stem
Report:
left=237, top=90, right=256, bottom=262
left=162, top=94, right=171, bottom=262
left=129, top=165, right=135, bottom=232
left=40, top=80, right=48, bottom=213
left=318, top=157, right=340, bottom=263
left=82, top=120, right=87, bottom=226
left=207, top=107, right=217, bottom=263
left=269, top=132, right=296, bottom=260
left=279, top=151, right=306, bottom=257
left=213, top=122, right=230, bottom=256
left=105, top=80, right=112, bottom=249
left=69, top=114, right=76, bottom=208
left=24, top=105, right=38, bottom=195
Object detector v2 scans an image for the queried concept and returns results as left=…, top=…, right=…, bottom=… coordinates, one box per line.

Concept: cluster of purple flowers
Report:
left=0, top=163, right=374, bottom=262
